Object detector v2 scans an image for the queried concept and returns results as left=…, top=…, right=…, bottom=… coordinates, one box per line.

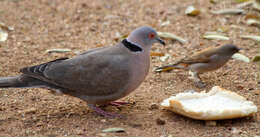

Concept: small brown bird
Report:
left=155, top=44, right=240, bottom=88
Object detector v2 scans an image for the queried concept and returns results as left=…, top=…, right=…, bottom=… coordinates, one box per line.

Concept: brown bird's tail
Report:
left=0, top=75, right=45, bottom=88
left=154, top=63, right=188, bottom=72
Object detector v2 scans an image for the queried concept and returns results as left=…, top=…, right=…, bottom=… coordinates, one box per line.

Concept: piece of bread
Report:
left=161, top=86, right=258, bottom=120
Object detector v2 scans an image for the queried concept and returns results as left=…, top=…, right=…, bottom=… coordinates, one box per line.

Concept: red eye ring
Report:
left=148, top=33, right=155, bottom=39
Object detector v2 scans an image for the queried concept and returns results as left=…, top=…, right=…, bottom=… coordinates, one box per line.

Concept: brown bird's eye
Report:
left=148, top=33, right=155, bottom=39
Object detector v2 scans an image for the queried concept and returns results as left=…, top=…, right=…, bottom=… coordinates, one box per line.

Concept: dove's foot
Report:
left=109, top=101, right=130, bottom=107
left=194, top=81, right=206, bottom=88
left=88, top=104, right=121, bottom=118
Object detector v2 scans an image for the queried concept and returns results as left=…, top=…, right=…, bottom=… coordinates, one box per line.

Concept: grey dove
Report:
left=0, top=26, right=165, bottom=117
left=155, top=44, right=240, bottom=88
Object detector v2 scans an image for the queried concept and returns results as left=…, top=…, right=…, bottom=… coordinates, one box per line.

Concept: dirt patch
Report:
left=0, top=0, right=259, bottom=136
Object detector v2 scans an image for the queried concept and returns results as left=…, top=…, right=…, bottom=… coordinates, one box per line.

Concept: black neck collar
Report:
left=122, top=39, right=143, bottom=52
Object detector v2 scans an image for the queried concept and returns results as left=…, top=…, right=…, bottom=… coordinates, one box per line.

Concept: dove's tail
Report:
left=155, top=63, right=189, bottom=72
left=0, top=75, right=45, bottom=88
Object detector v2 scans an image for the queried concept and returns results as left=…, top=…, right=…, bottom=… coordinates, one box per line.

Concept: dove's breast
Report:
left=61, top=47, right=151, bottom=105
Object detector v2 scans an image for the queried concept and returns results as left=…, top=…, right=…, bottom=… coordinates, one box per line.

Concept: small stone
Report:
left=18, top=107, right=37, bottom=114
left=150, top=103, right=159, bottom=110
left=156, top=118, right=166, bottom=125
left=205, top=120, right=217, bottom=126
left=231, top=127, right=241, bottom=135
left=97, top=133, right=106, bottom=137
left=129, top=123, right=142, bottom=128
left=101, top=119, right=106, bottom=123
left=185, top=6, right=200, bottom=16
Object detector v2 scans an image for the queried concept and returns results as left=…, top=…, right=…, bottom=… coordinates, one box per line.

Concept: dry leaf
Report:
left=203, top=32, right=230, bottom=40
left=252, top=54, right=260, bottom=62
left=154, top=66, right=174, bottom=72
left=210, top=0, right=219, bottom=4
left=160, top=20, right=170, bottom=27
left=234, top=0, right=250, bottom=3
left=253, top=0, right=260, bottom=10
left=46, top=48, right=72, bottom=53
left=0, top=22, right=13, bottom=42
left=246, top=19, right=260, bottom=26
left=232, top=53, right=250, bottom=62
left=245, top=14, right=260, bottom=27
left=185, top=6, right=200, bottom=16
left=150, top=52, right=165, bottom=57
left=102, top=128, right=125, bottom=133
left=211, top=8, right=245, bottom=15
left=236, top=1, right=253, bottom=8
left=217, top=26, right=230, bottom=33
left=158, top=32, right=188, bottom=44
left=159, top=54, right=170, bottom=62
left=0, top=22, right=14, bottom=31
left=0, top=29, right=8, bottom=42
left=241, top=35, right=260, bottom=42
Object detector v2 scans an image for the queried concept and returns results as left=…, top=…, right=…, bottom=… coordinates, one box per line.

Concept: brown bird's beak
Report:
left=237, top=48, right=242, bottom=52
left=156, top=37, right=166, bottom=46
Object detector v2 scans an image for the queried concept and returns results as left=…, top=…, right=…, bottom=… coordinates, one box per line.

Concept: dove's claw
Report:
left=88, top=104, right=122, bottom=118
left=109, top=101, right=130, bottom=107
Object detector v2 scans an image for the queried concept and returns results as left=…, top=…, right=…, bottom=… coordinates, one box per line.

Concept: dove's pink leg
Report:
left=88, top=104, right=121, bottom=118
left=109, top=101, right=130, bottom=107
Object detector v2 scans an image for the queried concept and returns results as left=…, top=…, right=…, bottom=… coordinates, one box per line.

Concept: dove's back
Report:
left=12, top=43, right=150, bottom=104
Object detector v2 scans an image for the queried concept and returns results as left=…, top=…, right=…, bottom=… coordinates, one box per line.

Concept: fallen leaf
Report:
left=114, top=32, right=129, bottom=41
left=217, top=26, right=230, bottom=33
left=252, top=54, right=260, bottom=62
left=46, top=48, right=72, bottom=53
left=159, top=54, right=170, bottom=62
left=154, top=66, right=174, bottom=72
left=0, top=29, right=8, bottom=42
left=150, top=52, right=165, bottom=57
left=203, top=32, right=230, bottom=40
left=211, top=8, right=245, bottom=15
left=102, top=128, right=125, bottom=133
left=245, top=14, right=260, bottom=27
left=158, top=32, right=188, bottom=44
left=245, top=14, right=260, bottom=20
left=236, top=1, right=253, bottom=8
left=246, top=19, right=260, bottom=26
left=0, top=22, right=14, bottom=31
left=210, top=0, right=218, bottom=4
left=232, top=53, right=250, bottom=63
left=241, top=35, right=260, bottom=42
left=160, top=20, right=170, bottom=27
left=18, top=107, right=37, bottom=114
left=185, top=6, right=200, bottom=16
left=234, top=0, right=250, bottom=3
left=253, top=0, right=260, bottom=10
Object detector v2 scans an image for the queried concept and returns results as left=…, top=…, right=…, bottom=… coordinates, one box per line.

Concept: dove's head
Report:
left=127, top=26, right=165, bottom=50
left=218, top=44, right=241, bottom=56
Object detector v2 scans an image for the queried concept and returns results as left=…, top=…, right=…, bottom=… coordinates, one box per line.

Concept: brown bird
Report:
left=0, top=26, right=165, bottom=118
left=155, top=44, right=240, bottom=88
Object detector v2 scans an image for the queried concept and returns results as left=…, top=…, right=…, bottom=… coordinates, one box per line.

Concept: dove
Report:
left=155, top=44, right=240, bottom=88
left=0, top=26, right=165, bottom=118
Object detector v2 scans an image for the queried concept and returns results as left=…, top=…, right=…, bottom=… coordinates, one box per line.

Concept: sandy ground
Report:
left=0, top=0, right=259, bottom=136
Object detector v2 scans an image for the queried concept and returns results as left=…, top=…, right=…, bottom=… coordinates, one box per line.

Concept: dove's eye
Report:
left=148, top=33, right=155, bottom=39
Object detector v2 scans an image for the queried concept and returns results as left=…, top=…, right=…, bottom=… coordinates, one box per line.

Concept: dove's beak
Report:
left=156, top=37, right=165, bottom=46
